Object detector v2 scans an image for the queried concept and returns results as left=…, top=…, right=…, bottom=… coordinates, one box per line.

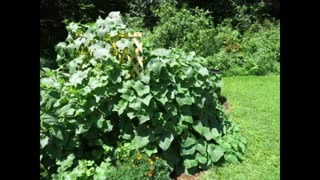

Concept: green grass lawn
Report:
left=201, top=75, right=280, bottom=180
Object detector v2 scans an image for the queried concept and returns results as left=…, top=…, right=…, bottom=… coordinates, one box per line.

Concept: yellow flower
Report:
left=156, top=156, right=160, bottom=160
left=148, top=173, right=153, bottom=177
left=149, top=161, right=154, bottom=165
left=137, top=156, right=142, bottom=160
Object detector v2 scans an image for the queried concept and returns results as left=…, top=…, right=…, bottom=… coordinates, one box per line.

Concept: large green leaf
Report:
left=67, top=61, right=77, bottom=73
left=235, top=151, right=245, bottom=160
left=183, top=159, right=198, bottom=169
left=131, top=135, right=149, bottom=149
left=109, top=30, right=118, bottom=37
left=140, top=94, right=152, bottom=106
left=176, top=94, right=194, bottom=106
left=120, top=91, right=136, bottom=102
left=41, top=77, right=60, bottom=89
left=182, top=136, right=196, bottom=148
left=93, top=47, right=111, bottom=59
left=193, top=121, right=213, bottom=141
left=69, top=70, right=89, bottom=86
left=220, top=142, right=232, bottom=152
left=56, top=104, right=72, bottom=116
left=75, top=122, right=91, bottom=135
left=96, top=115, right=113, bottom=132
left=168, top=59, right=179, bottom=68
left=120, top=90, right=136, bottom=102
left=196, top=139, right=207, bottom=155
left=198, top=67, right=209, bottom=77
left=137, top=113, right=150, bottom=124
left=159, top=131, right=174, bottom=151
left=185, top=67, right=195, bottom=78
left=143, top=145, right=158, bottom=157
left=140, top=72, right=150, bottom=84
left=118, top=80, right=134, bottom=93
left=41, top=114, right=57, bottom=126
left=126, top=111, right=136, bottom=119
left=196, top=152, right=207, bottom=164
left=132, top=125, right=154, bottom=148
left=181, top=115, right=193, bottom=123
left=186, top=51, right=196, bottom=61
left=155, top=95, right=168, bottom=105
left=182, top=145, right=196, bottom=155
left=211, top=128, right=220, bottom=139
left=112, top=99, right=128, bottom=115
left=88, top=77, right=103, bottom=90
left=116, top=39, right=132, bottom=50
left=132, top=81, right=150, bottom=97
left=66, top=108, right=75, bottom=116
left=40, top=136, right=49, bottom=148
left=239, top=142, right=246, bottom=153
left=149, top=61, right=163, bottom=77
left=224, top=154, right=240, bottom=164
left=207, top=144, right=224, bottom=162
left=94, top=162, right=113, bottom=180
left=56, top=153, right=75, bottom=168
left=128, top=99, right=142, bottom=111
left=150, top=48, right=170, bottom=57
left=52, top=129, right=63, bottom=140
left=164, top=103, right=178, bottom=116
left=240, top=137, right=247, bottom=144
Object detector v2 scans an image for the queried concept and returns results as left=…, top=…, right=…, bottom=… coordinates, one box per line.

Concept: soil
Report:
left=176, top=170, right=207, bottom=180
left=223, top=101, right=232, bottom=112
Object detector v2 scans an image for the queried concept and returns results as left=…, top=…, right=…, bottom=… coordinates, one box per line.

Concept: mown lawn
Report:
left=201, top=75, right=280, bottom=180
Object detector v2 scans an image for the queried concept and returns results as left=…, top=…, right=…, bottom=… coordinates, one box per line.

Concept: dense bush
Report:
left=126, top=0, right=171, bottom=29
left=241, top=21, right=280, bottom=75
left=40, top=12, right=246, bottom=178
left=217, top=1, right=274, bottom=33
left=149, top=2, right=216, bottom=57
left=205, top=20, right=280, bottom=76
left=148, top=2, right=280, bottom=76
left=176, top=0, right=279, bottom=25
left=123, top=15, right=145, bottom=32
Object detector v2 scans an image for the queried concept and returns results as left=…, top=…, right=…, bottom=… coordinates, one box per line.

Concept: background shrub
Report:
left=148, top=2, right=279, bottom=76
left=149, top=2, right=216, bottom=57
left=205, top=20, right=280, bottom=76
